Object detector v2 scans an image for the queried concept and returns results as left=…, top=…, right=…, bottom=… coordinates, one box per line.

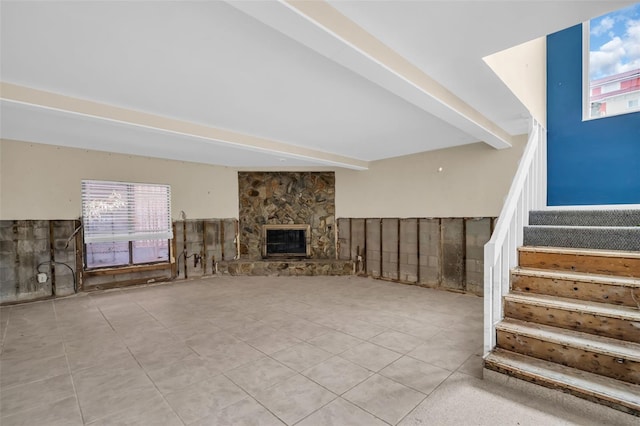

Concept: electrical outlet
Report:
left=37, top=273, right=48, bottom=283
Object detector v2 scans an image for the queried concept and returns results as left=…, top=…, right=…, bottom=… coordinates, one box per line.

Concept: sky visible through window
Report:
left=589, top=3, right=640, bottom=80
left=587, top=3, right=640, bottom=118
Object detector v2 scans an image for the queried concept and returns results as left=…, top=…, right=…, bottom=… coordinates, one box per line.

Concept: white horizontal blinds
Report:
left=82, top=180, right=173, bottom=243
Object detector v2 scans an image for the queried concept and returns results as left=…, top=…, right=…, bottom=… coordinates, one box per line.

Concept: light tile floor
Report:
left=0, top=276, right=635, bottom=425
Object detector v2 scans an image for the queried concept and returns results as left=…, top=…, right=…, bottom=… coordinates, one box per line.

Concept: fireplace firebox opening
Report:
left=262, top=224, right=311, bottom=258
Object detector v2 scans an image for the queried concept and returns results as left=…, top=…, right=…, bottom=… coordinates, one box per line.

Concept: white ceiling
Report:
left=0, top=1, right=634, bottom=169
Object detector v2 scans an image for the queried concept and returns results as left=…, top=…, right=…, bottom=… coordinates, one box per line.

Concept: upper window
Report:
left=584, top=3, right=640, bottom=120
left=81, top=180, right=173, bottom=269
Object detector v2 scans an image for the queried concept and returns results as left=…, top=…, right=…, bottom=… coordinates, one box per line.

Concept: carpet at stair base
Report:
left=523, top=226, right=640, bottom=251
left=529, top=210, right=640, bottom=227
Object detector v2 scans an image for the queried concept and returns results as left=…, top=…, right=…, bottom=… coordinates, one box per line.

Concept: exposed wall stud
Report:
left=462, top=218, right=467, bottom=292
left=75, top=220, right=83, bottom=292
left=416, top=218, right=421, bottom=284
left=363, top=219, right=368, bottom=274
left=379, top=218, right=383, bottom=278
left=171, top=222, right=177, bottom=278
left=220, top=221, right=225, bottom=261
left=236, top=219, right=240, bottom=260
left=438, top=218, right=443, bottom=287
left=202, top=221, right=207, bottom=275
left=397, top=218, right=401, bottom=281
left=349, top=218, right=353, bottom=260
left=183, top=220, right=187, bottom=278
left=49, top=221, right=56, bottom=296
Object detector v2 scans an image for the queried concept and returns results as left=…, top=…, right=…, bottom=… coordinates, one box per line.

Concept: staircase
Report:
left=484, top=209, right=640, bottom=416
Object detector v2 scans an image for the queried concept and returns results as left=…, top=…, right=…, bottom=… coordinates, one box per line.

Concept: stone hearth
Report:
left=218, top=259, right=354, bottom=276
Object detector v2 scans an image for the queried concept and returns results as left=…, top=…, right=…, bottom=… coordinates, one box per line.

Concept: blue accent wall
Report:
left=547, top=24, right=640, bottom=206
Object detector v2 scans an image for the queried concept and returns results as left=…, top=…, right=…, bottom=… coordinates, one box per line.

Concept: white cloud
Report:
left=601, top=36, right=623, bottom=51
left=591, top=16, right=615, bottom=36
left=625, top=19, right=640, bottom=53
left=590, top=18, right=640, bottom=79
left=620, top=19, right=640, bottom=72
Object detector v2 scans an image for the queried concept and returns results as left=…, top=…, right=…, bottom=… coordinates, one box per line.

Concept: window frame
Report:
left=84, top=239, right=172, bottom=271
left=81, top=180, right=173, bottom=271
left=582, top=16, right=640, bottom=121
left=583, top=22, right=596, bottom=122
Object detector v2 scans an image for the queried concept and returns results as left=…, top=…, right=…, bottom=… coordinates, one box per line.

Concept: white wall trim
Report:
left=543, top=204, right=640, bottom=210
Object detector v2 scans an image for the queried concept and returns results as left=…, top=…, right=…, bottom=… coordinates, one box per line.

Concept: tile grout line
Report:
left=221, top=372, right=291, bottom=426
left=216, top=333, right=366, bottom=426
left=0, top=305, right=10, bottom=360
left=403, top=346, right=477, bottom=374
left=338, top=328, right=469, bottom=425
left=124, top=299, right=193, bottom=425
left=92, top=295, right=186, bottom=425
left=0, top=306, right=75, bottom=419
left=298, top=370, right=392, bottom=424
left=0, top=306, right=11, bottom=351
left=52, top=300, right=87, bottom=425
left=3, top=276, right=490, bottom=425
left=224, top=362, right=345, bottom=426
left=259, top=339, right=404, bottom=425
left=289, top=395, right=343, bottom=426
left=131, top=348, right=189, bottom=426
left=135, top=295, right=299, bottom=425
left=394, top=368, right=458, bottom=426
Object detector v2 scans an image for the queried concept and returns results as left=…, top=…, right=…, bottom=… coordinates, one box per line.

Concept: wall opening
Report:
left=262, top=224, right=311, bottom=258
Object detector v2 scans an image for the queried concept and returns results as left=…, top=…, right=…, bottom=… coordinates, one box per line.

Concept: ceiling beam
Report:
left=0, top=82, right=369, bottom=170
left=230, top=0, right=514, bottom=149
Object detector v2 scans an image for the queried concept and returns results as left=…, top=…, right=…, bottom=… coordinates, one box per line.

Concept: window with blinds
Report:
left=81, top=180, right=172, bottom=268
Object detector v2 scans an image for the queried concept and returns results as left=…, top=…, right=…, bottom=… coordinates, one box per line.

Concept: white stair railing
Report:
left=484, top=118, right=547, bottom=356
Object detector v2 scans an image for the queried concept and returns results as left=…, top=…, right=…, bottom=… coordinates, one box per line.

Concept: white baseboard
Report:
left=542, top=204, right=640, bottom=211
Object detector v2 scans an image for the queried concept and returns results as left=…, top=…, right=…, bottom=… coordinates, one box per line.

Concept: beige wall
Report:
left=335, top=135, right=527, bottom=218
left=0, top=139, right=2, bottom=217
left=1, top=136, right=526, bottom=221
left=483, top=37, right=547, bottom=126
left=0, top=139, right=239, bottom=220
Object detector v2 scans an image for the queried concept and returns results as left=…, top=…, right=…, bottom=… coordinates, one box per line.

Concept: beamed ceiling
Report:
left=0, top=1, right=634, bottom=170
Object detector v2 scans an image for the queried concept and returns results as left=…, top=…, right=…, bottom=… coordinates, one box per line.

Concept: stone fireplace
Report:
left=238, top=172, right=336, bottom=260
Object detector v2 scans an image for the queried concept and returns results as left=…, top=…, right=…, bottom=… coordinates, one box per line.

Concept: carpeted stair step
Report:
left=523, top=225, right=640, bottom=251
left=529, top=210, right=640, bottom=227
left=484, top=348, right=640, bottom=416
